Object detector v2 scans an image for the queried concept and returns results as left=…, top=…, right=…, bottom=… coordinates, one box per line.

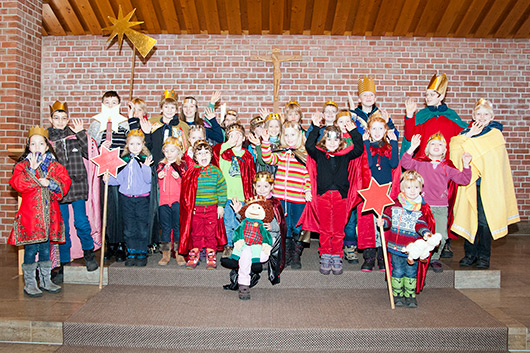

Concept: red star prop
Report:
left=90, top=146, right=126, bottom=178
left=358, top=178, right=394, bottom=217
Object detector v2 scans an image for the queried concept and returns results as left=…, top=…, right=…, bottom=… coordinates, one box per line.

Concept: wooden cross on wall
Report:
left=251, top=47, right=302, bottom=113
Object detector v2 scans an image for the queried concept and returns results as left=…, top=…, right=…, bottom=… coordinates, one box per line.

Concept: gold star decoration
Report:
left=103, top=5, right=157, bottom=58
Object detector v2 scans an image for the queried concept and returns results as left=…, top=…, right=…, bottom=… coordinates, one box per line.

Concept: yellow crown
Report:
left=226, top=110, right=238, bottom=118
left=336, top=111, right=351, bottom=119
left=250, top=116, right=265, bottom=127
left=162, top=89, right=178, bottom=100
left=285, top=100, right=300, bottom=107
left=426, top=132, right=446, bottom=145
left=254, top=171, right=274, bottom=184
left=127, top=129, right=145, bottom=139
left=324, top=101, right=338, bottom=108
left=49, top=100, right=68, bottom=116
left=226, top=123, right=245, bottom=135
left=244, top=195, right=267, bottom=206
left=427, top=73, right=448, bottom=96
left=29, top=125, right=49, bottom=139
left=163, top=136, right=183, bottom=149
left=358, top=75, right=376, bottom=95
left=474, top=98, right=493, bottom=111
left=266, top=113, right=281, bottom=121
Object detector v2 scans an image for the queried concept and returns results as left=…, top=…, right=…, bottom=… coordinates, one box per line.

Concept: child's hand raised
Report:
left=466, top=121, right=485, bottom=138
left=144, top=155, right=153, bottom=166
left=259, top=108, right=270, bottom=120
left=380, top=109, right=390, bottom=122
left=231, top=197, right=243, bottom=213
left=462, top=152, right=472, bottom=167
left=247, top=133, right=260, bottom=146
left=210, top=91, right=221, bottom=106
left=362, top=131, right=370, bottom=141
left=409, top=134, right=421, bottom=151
left=28, top=152, right=41, bottom=170
left=139, top=118, right=152, bottom=134
left=261, top=129, right=270, bottom=143
left=387, top=130, right=397, bottom=141
left=204, top=107, right=216, bottom=120
left=311, top=112, right=323, bottom=126
left=127, top=102, right=135, bottom=118
left=405, top=98, right=417, bottom=117
left=71, top=118, right=84, bottom=133
left=344, top=120, right=356, bottom=131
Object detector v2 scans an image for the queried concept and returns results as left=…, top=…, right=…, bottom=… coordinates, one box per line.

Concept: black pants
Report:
left=120, top=194, right=150, bottom=253
left=464, top=185, right=492, bottom=260
left=105, top=185, right=124, bottom=243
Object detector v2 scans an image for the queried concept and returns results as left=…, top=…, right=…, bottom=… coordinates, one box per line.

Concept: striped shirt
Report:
left=195, top=165, right=227, bottom=207
left=261, top=140, right=310, bottom=203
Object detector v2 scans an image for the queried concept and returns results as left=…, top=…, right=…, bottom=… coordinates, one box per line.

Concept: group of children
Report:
left=10, top=73, right=519, bottom=305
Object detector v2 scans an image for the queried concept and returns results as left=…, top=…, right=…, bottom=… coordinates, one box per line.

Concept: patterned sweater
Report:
left=195, top=165, right=227, bottom=207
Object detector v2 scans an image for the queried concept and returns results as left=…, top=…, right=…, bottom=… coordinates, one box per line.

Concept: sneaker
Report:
left=405, top=296, right=418, bottom=308
left=394, top=296, right=406, bottom=307
left=343, top=245, right=359, bottom=264
left=319, top=254, right=332, bottom=275
left=238, top=285, right=250, bottom=300
left=186, top=249, right=200, bottom=269
left=135, top=257, right=147, bottom=267
left=124, top=256, right=135, bottom=267
left=206, top=250, right=217, bottom=269
left=430, top=260, right=443, bottom=273
left=331, top=256, right=343, bottom=275
left=440, top=242, right=453, bottom=258
left=475, top=258, right=490, bottom=269
left=222, top=246, right=233, bottom=258
left=459, top=255, right=477, bottom=267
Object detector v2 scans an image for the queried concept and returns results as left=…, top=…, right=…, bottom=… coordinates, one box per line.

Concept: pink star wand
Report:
left=358, top=178, right=395, bottom=309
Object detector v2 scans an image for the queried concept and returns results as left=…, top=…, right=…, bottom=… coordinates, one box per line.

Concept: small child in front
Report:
left=378, top=171, right=435, bottom=308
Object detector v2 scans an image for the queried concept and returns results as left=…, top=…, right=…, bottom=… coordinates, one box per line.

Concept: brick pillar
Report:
left=0, top=0, right=42, bottom=243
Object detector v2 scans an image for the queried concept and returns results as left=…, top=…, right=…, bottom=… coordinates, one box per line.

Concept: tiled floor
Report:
left=0, top=234, right=529, bottom=352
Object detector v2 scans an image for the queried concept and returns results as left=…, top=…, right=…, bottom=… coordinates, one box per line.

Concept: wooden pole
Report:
left=98, top=172, right=110, bottom=289
left=128, top=48, right=136, bottom=101
left=379, top=215, right=395, bottom=309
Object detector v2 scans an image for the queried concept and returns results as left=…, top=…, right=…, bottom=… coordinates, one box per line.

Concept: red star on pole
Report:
left=90, top=145, right=127, bottom=178
left=358, top=178, right=395, bottom=217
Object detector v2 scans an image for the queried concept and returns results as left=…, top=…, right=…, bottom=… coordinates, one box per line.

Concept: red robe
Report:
left=178, top=166, right=227, bottom=255
left=212, top=143, right=255, bottom=200
left=9, top=159, right=71, bottom=246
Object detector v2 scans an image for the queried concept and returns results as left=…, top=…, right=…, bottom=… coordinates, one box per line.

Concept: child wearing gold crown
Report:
left=9, top=127, right=71, bottom=297
left=450, top=99, right=519, bottom=269
left=402, top=132, right=472, bottom=272
left=105, top=129, right=153, bottom=266
left=47, top=101, right=100, bottom=282
left=249, top=113, right=281, bottom=176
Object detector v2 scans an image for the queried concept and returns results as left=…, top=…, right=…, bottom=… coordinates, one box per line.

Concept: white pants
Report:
left=237, top=245, right=269, bottom=286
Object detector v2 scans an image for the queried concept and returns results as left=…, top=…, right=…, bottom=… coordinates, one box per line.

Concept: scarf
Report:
left=397, top=192, right=422, bottom=211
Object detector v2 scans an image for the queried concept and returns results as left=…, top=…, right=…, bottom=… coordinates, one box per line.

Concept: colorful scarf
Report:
left=397, top=192, right=422, bottom=211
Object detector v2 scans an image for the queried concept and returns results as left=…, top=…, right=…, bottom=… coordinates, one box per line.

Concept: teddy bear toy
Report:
left=402, top=232, right=442, bottom=265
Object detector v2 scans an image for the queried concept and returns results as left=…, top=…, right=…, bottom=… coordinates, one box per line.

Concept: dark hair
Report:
left=101, top=91, right=121, bottom=104
left=315, top=125, right=346, bottom=152
left=18, top=135, right=58, bottom=163
left=180, top=96, right=203, bottom=126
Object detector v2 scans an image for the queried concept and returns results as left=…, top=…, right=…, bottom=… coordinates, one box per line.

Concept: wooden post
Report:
left=98, top=171, right=110, bottom=289
left=379, top=216, right=395, bottom=309
left=128, top=48, right=136, bottom=101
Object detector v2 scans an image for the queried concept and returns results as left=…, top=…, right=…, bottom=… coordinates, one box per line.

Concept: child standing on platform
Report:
left=157, top=137, right=187, bottom=266
left=106, top=130, right=153, bottom=267
left=9, top=127, right=71, bottom=297
left=306, top=115, right=364, bottom=275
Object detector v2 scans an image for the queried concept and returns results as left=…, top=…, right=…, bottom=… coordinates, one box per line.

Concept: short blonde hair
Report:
left=472, top=98, right=494, bottom=118
left=159, top=97, right=178, bottom=109
left=131, top=98, right=147, bottom=115
left=400, top=170, right=424, bottom=191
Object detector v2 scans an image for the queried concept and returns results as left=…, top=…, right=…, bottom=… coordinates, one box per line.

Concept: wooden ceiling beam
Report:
left=496, top=0, right=530, bottom=37
left=50, top=0, right=85, bottom=35
left=93, top=0, right=115, bottom=27
left=42, top=2, right=66, bottom=36
left=158, top=0, right=180, bottom=33
left=352, top=0, right=378, bottom=35
left=180, top=0, right=201, bottom=33
left=223, top=0, right=242, bottom=34
left=310, top=0, right=328, bottom=35
left=135, top=0, right=161, bottom=33
left=201, top=0, right=221, bottom=34
left=372, top=0, right=404, bottom=36
left=393, top=0, right=420, bottom=36
left=474, top=0, right=511, bottom=37
left=269, top=0, right=285, bottom=34
left=514, top=10, right=530, bottom=38
left=289, top=0, right=306, bottom=34
left=454, top=0, right=489, bottom=37
left=247, top=0, right=263, bottom=34
left=331, top=0, right=351, bottom=35
left=435, top=0, right=466, bottom=37
left=72, top=0, right=102, bottom=34
left=414, top=0, right=447, bottom=37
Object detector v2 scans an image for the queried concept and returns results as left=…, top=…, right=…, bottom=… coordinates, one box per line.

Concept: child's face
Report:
left=103, top=97, right=120, bottom=109
left=369, top=121, right=387, bottom=142
left=253, top=124, right=265, bottom=138
left=49, top=111, right=69, bottom=130
left=402, top=181, right=422, bottom=200
left=163, top=144, right=181, bottom=163
left=425, top=89, right=444, bottom=107
left=323, top=105, right=338, bottom=125
left=473, top=107, right=494, bottom=125
left=267, top=120, right=281, bottom=137
left=284, top=127, right=299, bottom=148
left=29, top=135, right=48, bottom=155
left=325, top=132, right=341, bottom=153
left=254, top=180, right=273, bottom=197
left=426, top=140, right=446, bottom=160
left=286, top=111, right=301, bottom=123
left=195, top=148, right=212, bottom=167
left=189, top=130, right=205, bottom=147
left=182, top=102, right=196, bottom=119
left=229, top=131, right=244, bottom=148
left=336, top=116, right=350, bottom=133
left=162, top=103, right=177, bottom=120
left=224, top=114, right=237, bottom=127
left=127, top=136, right=144, bottom=155
left=133, top=104, right=146, bottom=118
left=359, top=91, right=376, bottom=107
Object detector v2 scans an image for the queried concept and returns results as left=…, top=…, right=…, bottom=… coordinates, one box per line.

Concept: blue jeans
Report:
left=59, top=200, right=94, bottom=263
left=343, top=209, right=358, bottom=246
left=224, top=200, right=243, bottom=246
left=390, top=253, right=418, bottom=278
left=24, top=239, right=51, bottom=264
left=280, top=200, right=305, bottom=239
left=159, top=202, right=180, bottom=243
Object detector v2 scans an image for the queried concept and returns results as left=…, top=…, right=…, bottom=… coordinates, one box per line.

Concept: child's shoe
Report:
left=135, top=256, right=148, bottom=267
left=403, top=277, right=417, bottom=308
left=158, top=250, right=171, bottom=266
left=405, top=296, right=418, bottom=308
left=186, top=249, right=200, bottom=269
left=331, top=255, right=343, bottom=275
left=430, top=259, right=443, bottom=273
left=440, top=241, right=453, bottom=258
left=475, top=257, right=490, bottom=269
left=38, top=261, right=62, bottom=294
left=459, top=255, right=477, bottom=267
left=319, top=254, right=332, bottom=275
left=343, top=245, right=359, bottom=264
left=125, top=255, right=136, bottom=267
left=376, top=247, right=385, bottom=271
left=360, top=248, right=376, bottom=272
left=206, top=250, right=217, bottom=269
left=238, top=284, right=250, bottom=300
left=176, top=254, right=187, bottom=266
left=222, top=246, right=233, bottom=258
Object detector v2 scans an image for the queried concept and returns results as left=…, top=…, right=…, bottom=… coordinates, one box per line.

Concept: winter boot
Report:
left=104, top=242, right=117, bottom=260
left=115, top=243, right=127, bottom=262
left=343, top=245, right=359, bottom=264
left=331, top=255, right=343, bottom=275
left=206, top=249, right=217, bottom=269
left=376, top=247, right=385, bottom=271
left=284, top=238, right=293, bottom=266
left=361, top=248, right=376, bottom=272
left=238, top=284, right=250, bottom=300
left=21, top=263, right=42, bottom=298
left=38, top=261, right=62, bottom=293
left=440, top=239, right=453, bottom=258
left=291, top=241, right=304, bottom=270
left=135, top=251, right=148, bottom=267
left=51, top=262, right=69, bottom=285
left=319, top=254, right=332, bottom=275
left=83, top=249, right=99, bottom=271
left=403, top=277, right=418, bottom=308
left=391, top=277, right=405, bottom=307
left=158, top=242, right=171, bottom=265
left=186, top=249, right=200, bottom=269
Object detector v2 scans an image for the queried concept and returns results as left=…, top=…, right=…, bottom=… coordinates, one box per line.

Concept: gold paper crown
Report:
left=474, top=98, right=493, bottom=111
left=324, top=101, right=338, bottom=108
left=244, top=195, right=267, bottom=206
left=250, top=116, right=265, bottom=127
left=266, top=113, right=281, bottom=121
left=226, top=123, right=245, bottom=135
left=183, top=97, right=197, bottom=106
left=162, top=89, right=178, bottom=100
left=336, top=111, right=351, bottom=119
left=358, top=75, right=376, bottom=95
left=254, top=171, right=274, bottom=183
left=163, top=136, right=183, bottom=149
left=426, top=132, right=446, bottom=145
left=285, top=100, right=300, bottom=107
left=127, top=129, right=145, bottom=139
left=427, top=73, right=448, bottom=96
left=226, top=110, right=238, bottom=118
left=49, top=100, right=68, bottom=116
left=29, top=125, right=49, bottom=139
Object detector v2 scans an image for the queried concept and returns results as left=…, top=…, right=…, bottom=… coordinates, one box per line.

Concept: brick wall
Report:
left=2, top=33, right=530, bottom=242
left=0, top=0, right=42, bottom=243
